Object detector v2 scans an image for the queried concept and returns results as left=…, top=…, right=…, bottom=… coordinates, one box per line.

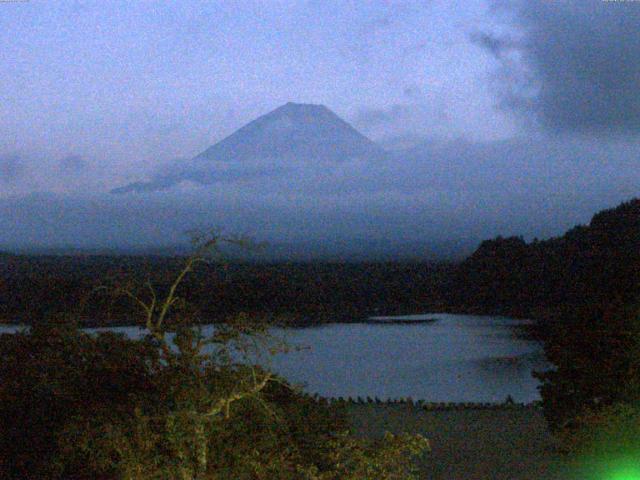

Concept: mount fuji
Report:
left=112, top=102, right=386, bottom=194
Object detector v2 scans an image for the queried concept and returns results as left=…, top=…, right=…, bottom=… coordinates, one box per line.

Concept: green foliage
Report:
left=533, top=301, right=640, bottom=435
left=0, top=235, right=428, bottom=479
left=301, top=431, right=429, bottom=480
left=559, top=402, right=640, bottom=457
left=0, top=318, right=160, bottom=479
left=552, top=402, right=640, bottom=480
left=451, top=198, right=640, bottom=454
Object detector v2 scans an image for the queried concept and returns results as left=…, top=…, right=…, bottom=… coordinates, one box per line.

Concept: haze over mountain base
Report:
left=3, top=103, right=639, bottom=259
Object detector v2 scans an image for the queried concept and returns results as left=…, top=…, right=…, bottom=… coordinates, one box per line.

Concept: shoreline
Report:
left=302, top=395, right=545, bottom=412
left=0, top=308, right=544, bottom=329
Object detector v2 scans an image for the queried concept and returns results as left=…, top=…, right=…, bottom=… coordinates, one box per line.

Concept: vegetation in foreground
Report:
left=3, top=197, right=640, bottom=476
left=531, top=300, right=640, bottom=474
left=349, top=403, right=563, bottom=480
left=0, top=234, right=428, bottom=479
left=515, top=201, right=640, bottom=472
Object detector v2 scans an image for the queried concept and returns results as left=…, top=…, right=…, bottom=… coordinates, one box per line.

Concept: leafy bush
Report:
left=533, top=300, right=640, bottom=435
left=559, top=402, right=640, bottom=456
left=0, top=317, right=160, bottom=479
left=554, top=402, right=640, bottom=480
left=0, top=235, right=428, bottom=479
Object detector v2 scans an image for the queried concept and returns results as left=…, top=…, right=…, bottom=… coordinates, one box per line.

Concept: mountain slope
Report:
left=195, top=102, right=384, bottom=163
left=112, top=102, right=385, bottom=194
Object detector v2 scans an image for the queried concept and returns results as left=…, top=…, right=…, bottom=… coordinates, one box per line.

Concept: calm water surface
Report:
left=0, top=314, right=550, bottom=403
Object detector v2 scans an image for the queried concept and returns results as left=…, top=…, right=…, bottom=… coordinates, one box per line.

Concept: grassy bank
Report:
left=348, top=403, right=570, bottom=479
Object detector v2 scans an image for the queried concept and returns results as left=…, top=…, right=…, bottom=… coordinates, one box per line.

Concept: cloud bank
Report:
left=3, top=134, right=639, bottom=258
left=483, top=1, right=640, bottom=134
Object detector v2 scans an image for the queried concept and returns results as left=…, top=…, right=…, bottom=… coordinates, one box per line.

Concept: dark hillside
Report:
left=450, top=198, right=640, bottom=322
left=3, top=199, right=638, bottom=329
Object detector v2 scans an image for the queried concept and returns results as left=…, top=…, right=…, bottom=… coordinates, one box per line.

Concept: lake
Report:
left=0, top=314, right=550, bottom=403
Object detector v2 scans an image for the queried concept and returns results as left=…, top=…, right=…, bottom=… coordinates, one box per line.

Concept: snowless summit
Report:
left=112, top=102, right=384, bottom=193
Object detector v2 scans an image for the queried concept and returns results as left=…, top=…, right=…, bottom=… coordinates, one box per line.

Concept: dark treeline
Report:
left=0, top=257, right=453, bottom=326
left=449, top=197, right=640, bottom=446
left=448, top=198, right=640, bottom=325
left=2, top=199, right=639, bottom=331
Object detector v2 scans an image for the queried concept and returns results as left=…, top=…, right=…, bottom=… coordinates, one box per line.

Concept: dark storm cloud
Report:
left=486, top=1, right=640, bottom=134
left=0, top=155, right=25, bottom=183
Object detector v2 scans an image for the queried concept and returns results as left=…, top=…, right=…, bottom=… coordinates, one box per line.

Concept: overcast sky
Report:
left=1, top=0, right=515, bottom=193
left=1, top=0, right=639, bottom=253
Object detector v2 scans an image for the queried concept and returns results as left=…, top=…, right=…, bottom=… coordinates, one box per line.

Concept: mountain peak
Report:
left=192, top=102, right=384, bottom=163
left=111, top=102, right=385, bottom=193
left=282, top=101, right=325, bottom=109
left=276, top=101, right=331, bottom=113
left=255, top=102, right=342, bottom=127
left=250, top=102, right=336, bottom=129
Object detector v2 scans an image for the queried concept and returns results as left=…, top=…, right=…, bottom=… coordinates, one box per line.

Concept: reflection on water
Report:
left=0, top=314, right=551, bottom=403
left=265, top=314, right=550, bottom=403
